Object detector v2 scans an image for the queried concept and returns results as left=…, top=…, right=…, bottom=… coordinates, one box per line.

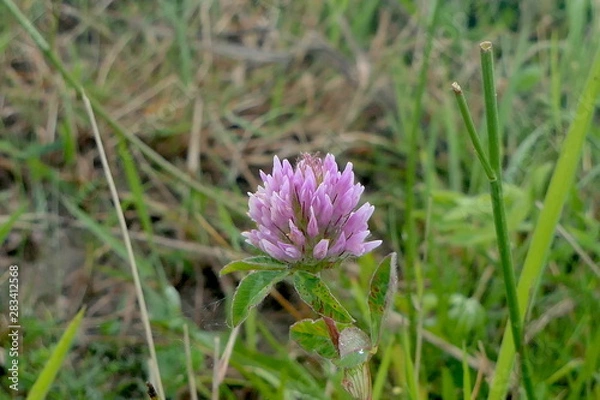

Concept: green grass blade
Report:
left=26, top=308, right=85, bottom=400
left=567, top=322, right=600, bottom=400
left=372, top=338, right=394, bottom=400
left=401, top=325, right=418, bottom=399
left=462, top=343, right=472, bottom=400
left=489, top=45, right=600, bottom=400
left=159, top=0, right=193, bottom=85
left=0, top=203, right=27, bottom=244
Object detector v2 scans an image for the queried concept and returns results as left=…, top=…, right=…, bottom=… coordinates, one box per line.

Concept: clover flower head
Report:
left=242, top=153, right=381, bottom=268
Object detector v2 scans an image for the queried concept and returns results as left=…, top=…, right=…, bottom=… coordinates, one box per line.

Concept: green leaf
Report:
left=289, top=318, right=339, bottom=360
left=368, top=253, right=398, bottom=346
left=220, top=256, right=288, bottom=275
left=27, top=308, right=86, bottom=400
left=229, top=270, right=289, bottom=327
left=462, top=342, right=472, bottom=400
left=293, top=271, right=354, bottom=323
left=335, top=327, right=372, bottom=368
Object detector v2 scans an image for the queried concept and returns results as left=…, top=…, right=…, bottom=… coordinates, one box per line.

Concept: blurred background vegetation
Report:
left=0, top=0, right=599, bottom=398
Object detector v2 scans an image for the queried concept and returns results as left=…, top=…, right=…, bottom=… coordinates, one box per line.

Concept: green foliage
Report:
left=368, top=252, right=398, bottom=347
left=220, top=256, right=289, bottom=275
left=335, top=327, right=371, bottom=369
left=2, top=0, right=599, bottom=398
left=290, top=318, right=342, bottom=360
left=229, top=270, right=289, bottom=327
left=27, top=309, right=85, bottom=400
left=293, top=271, right=355, bottom=324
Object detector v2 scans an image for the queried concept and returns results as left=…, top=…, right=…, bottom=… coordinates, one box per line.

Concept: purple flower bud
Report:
left=243, top=153, right=382, bottom=268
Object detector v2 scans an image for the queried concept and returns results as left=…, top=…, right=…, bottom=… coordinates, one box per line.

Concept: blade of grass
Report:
left=183, top=324, right=199, bottom=400
left=82, top=93, right=165, bottom=399
left=57, top=89, right=77, bottom=166
left=567, top=320, right=600, bottom=400
left=401, top=324, right=418, bottom=399
left=213, top=325, right=240, bottom=400
left=488, top=44, right=600, bottom=400
left=0, top=203, right=27, bottom=243
left=414, top=197, right=433, bottom=382
left=441, top=367, right=458, bottom=400
left=211, top=335, right=220, bottom=400
left=372, top=338, right=394, bottom=400
left=26, top=308, right=85, bottom=400
left=159, top=0, right=193, bottom=86
left=462, top=343, right=472, bottom=400
left=443, top=99, right=463, bottom=191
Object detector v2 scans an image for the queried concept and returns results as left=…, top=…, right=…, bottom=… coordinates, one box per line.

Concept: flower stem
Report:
left=479, top=41, right=536, bottom=400
left=489, top=42, right=600, bottom=400
left=480, top=42, right=502, bottom=175
left=453, top=42, right=536, bottom=399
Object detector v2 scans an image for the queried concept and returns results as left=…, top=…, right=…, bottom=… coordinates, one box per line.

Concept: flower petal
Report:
left=361, top=240, right=382, bottom=254
left=288, top=220, right=306, bottom=247
left=307, top=207, right=319, bottom=237
left=313, top=239, right=330, bottom=260
left=328, top=232, right=347, bottom=256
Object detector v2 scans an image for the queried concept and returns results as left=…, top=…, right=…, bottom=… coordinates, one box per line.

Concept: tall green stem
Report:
left=479, top=41, right=536, bottom=400
left=480, top=43, right=502, bottom=174
left=489, top=43, right=600, bottom=400
left=453, top=42, right=537, bottom=399
left=451, top=82, right=495, bottom=181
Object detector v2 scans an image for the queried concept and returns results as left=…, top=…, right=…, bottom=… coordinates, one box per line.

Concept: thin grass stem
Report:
left=479, top=41, right=536, bottom=400
left=82, top=94, right=165, bottom=399
left=213, top=325, right=240, bottom=400
left=453, top=41, right=537, bottom=399
left=414, top=197, right=433, bottom=378
left=489, top=43, right=600, bottom=400
left=451, top=83, right=496, bottom=181
left=211, top=336, right=220, bottom=400
left=480, top=42, right=502, bottom=174
left=183, top=324, right=199, bottom=400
